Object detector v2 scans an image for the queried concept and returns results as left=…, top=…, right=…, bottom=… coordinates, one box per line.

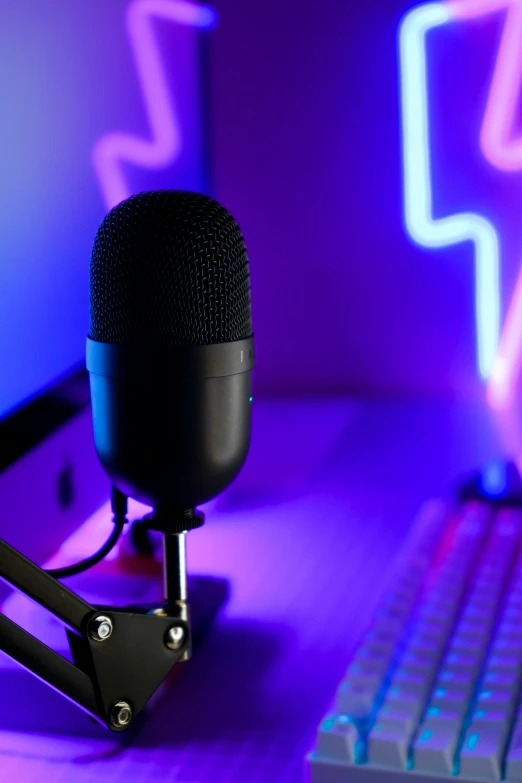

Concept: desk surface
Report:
left=0, top=398, right=507, bottom=782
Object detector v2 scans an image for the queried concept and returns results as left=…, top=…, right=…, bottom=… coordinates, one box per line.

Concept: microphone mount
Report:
left=0, top=487, right=202, bottom=731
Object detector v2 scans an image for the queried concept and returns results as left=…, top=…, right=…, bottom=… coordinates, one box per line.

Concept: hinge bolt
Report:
left=89, top=615, right=113, bottom=642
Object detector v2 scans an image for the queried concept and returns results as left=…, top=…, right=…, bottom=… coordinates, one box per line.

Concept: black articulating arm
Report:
left=0, top=499, right=196, bottom=731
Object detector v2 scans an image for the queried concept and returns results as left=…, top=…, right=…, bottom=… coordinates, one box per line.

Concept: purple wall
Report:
left=208, top=0, right=516, bottom=399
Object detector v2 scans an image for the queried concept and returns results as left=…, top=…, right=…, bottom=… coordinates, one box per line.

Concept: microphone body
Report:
left=87, top=189, right=254, bottom=512
left=87, top=339, right=254, bottom=508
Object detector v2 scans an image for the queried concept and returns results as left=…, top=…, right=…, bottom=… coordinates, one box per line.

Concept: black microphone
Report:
left=0, top=191, right=254, bottom=728
left=87, top=189, right=254, bottom=636
left=87, top=190, right=254, bottom=520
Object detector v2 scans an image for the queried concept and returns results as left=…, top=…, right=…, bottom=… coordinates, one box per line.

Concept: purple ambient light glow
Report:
left=93, top=0, right=216, bottom=210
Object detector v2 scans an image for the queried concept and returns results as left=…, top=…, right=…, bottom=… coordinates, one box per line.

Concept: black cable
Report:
left=46, top=518, right=126, bottom=579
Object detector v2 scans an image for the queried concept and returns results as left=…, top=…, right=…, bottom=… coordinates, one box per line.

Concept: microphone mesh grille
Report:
left=89, top=190, right=253, bottom=346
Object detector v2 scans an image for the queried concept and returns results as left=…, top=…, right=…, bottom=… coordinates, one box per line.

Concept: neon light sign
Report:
left=399, top=0, right=522, bottom=406
left=93, top=0, right=216, bottom=211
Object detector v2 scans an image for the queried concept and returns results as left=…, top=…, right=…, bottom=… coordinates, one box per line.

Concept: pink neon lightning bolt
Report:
left=93, top=0, right=215, bottom=212
left=443, top=0, right=522, bottom=408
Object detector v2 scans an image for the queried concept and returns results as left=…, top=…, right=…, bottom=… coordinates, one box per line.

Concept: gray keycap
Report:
left=352, top=645, right=392, bottom=670
left=408, top=631, right=446, bottom=655
left=417, top=602, right=450, bottom=621
left=482, top=669, right=520, bottom=689
left=498, top=620, right=522, bottom=641
left=316, top=714, right=360, bottom=761
left=455, top=620, right=491, bottom=643
left=367, top=723, right=410, bottom=769
left=382, top=687, right=424, bottom=720
left=460, top=724, right=505, bottom=780
left=390, top=669, right=431, bottom=697
left=422, top=705, right=463, bottom=730
left=343, top=670, right=382, bottom=692
left=430, top=685, right=470, bottom=715
left=374, top=706, right=416, bottom=734
left=471, top=706, right=511, bottom=732
left=412, top=620, right=449, bottom=643
left=336, top=681, right=378, bottom=718
left=488, top=652, right=522, bottom=673
left=450, top=632, right=487, bottom=655
left=443, top=650, right=482, bottom=674
left=476, top=686, right=513, bottom=712
left=364, top=630, right=400, bottom=657
left=400, top=649, right=433, bottom=675
left=462, top=603, right=496, bottom=624
left=506, top=719, right=522, bottom=781
left=437, top=668, right=475, bottom=696
left=425, top=583, right=460, bottom=603
left=433, top=572, right=466, bottom=593
left=412, top=723, right=459, bottom=774
left=345, top=662, right=387, bottom=690
left=491, top=636, right=522, bottom=656
left=467, top=589, right=500, bottom=609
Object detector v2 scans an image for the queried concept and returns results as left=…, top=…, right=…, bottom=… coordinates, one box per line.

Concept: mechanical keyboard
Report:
left=309, top=500, right=522, bottom=782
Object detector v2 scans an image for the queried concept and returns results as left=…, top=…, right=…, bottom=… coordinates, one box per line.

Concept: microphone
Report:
left=87, top=190, right=254, bottom=516
left=0, top=191, right=254, bottom=730
left=87, top=189, right=254, bottom=630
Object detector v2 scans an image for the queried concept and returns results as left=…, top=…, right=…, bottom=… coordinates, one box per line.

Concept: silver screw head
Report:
left=110, top=701, right=132, bottom=728
left=89, top=615, right=113, bottom=642
left=165, top=625, right=185, bottom=650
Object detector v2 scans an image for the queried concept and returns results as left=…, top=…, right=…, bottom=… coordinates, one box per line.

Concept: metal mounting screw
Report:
left=109, top=701, right=133, bottom=728
left=165, top=625, right=185, bottom=650
left=89, top=615, right=113, bottom=642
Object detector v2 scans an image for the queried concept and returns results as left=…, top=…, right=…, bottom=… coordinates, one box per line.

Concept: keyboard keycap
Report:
left=455, top=620, right=491, bottom=643
left=450, top=632, right=487, bottom=655
left=422, top=705, right=462, bottom=730
left=483, top=669, right=519, bottom=689
left=491, top=636, right=522, bottom=656
left=382, top=687, right=424, bottom=720
left=374, top=706, right=415, bottom=734
left=437, top=668, right=474, bottom=696
left=408, top=632, right=446, bottom=656
left=443, top=650, right=482, bottom=674
left=487, top=652, right=522, bottom=673
left=336, top=682, right=378, bottom=718
left=364, top=630, right=400, bottom=658
left=352, top=646, right=391, bottom=672
left=411, top=621, right=448, bottom=643
left=497, top=621, right=522, bottom=641
left=400, top=650, right=434, bottom=676
left=476, top=687, right=514, bottom=712
left=430, top=685, right=470, bottom=715
left=344, top=662, right=386, bottom=690
left=390, top=669, right=431, bottom=697
left=472, top=706, right=511, bottom=731
left=460, top=724, right=505, bottom=780
left=316, top=715, right=359, bottom=761
left=463, top=602, right=496, bottom=622
left=506, top=719, right=522, bottom=781
left=367, top=723, right=410, bottom=769
left=412, top=724, right=459, bottom=774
